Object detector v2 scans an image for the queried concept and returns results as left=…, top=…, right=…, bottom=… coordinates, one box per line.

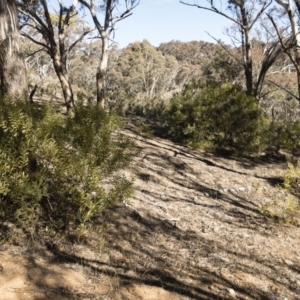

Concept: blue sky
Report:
left=112, top=0, right=232, bottom=48
left=48, top=0, right=232, bottom=48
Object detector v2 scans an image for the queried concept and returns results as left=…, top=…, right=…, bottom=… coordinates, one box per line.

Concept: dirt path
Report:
left=1, top=127, right=300, bottom=300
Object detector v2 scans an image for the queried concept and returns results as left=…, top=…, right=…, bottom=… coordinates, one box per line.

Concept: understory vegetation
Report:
left=1, top=0, right=300, bottom=242
left=168, top=81, right=269, bottom=154
left=0, top=98, right=135, bottom=239
left=1, top=2, right=300, bottom=298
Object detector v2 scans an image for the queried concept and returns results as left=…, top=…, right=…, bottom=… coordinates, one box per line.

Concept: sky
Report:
left=111, top=0, right=233, bottom=48
left=48, top=0, right=233, bottom=48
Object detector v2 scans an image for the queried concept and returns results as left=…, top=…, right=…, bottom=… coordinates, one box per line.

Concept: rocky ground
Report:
left=1, top=118, right=300, bottom=300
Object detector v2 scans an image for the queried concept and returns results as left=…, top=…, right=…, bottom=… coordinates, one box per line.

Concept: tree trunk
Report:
left=276, top=0, right=300, bottom=102
left=29, top=84, right=38, bottom=104
left=0, top=0, right=27, bottom=97
left=52, top=52, right=74, bottom=110
left=254, top=43, right=283, bottom=98
left=240, top=2, right=253, bottom=95
left=97, top=33, right=109, bottom=108
left=289, top=0, right=300, bottom=101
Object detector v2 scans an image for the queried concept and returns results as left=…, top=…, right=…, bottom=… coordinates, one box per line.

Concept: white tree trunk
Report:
left=97, top=32, right=109, bottom=108
left=0, top=0, right=27, bottom=97
left=276, top=0, right=300, bottom=99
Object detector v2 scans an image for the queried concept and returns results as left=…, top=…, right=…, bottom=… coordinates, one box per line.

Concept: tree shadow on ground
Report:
left=41, top=204, right=299, bottom=300
left=126, top=115, right=288, bottom=167
left=16, top=122, right=299, bottom=300
left=128, top=129, right=286, bottom=186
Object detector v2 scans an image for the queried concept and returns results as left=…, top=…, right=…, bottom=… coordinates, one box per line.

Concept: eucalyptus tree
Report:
left=18, top=0, right=93, bottom=110
left=0, top=0, right=27, bottom=96
left=267, top=0, right=300, bottom=102
left=77, top=0, right=139, bottom=107
left=111, top=40, right=179, bottom=100
left=180, top=0, right=283, bottom=99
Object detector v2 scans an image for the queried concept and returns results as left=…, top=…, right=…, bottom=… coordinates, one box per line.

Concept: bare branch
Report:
left=180, top=0, right=243, bottom=26
left=205, top=31, right=244, bottom=67
left=268, top=79, right=300, bottom=100
left=20, top=32, right=50, bottom=51
left=23, top=47, right=45, bottom=58
left=17, top=6, right=50, bottom=36
left=40, top=0, right=54, bottom=37
left=249, top=0, right=272, bottom=30
left=68, top=29, right=94, bottom=53
left=267, top=13, right=300, bottom=73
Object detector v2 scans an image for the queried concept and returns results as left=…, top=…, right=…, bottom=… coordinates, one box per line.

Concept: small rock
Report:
left=218, top=256, right=230, bottom=263
left=213, top=226, right=219, bottom=232
left=227, top=288, right=236, bottom=298
left=189, top=174, right=197, bottom=180
left=101, top=253, right=110, bottom=263
left=179, top=248, right=189, bottom=252
left=237, top=187, right=246, bottom=192
left=284, top=259, right=294, bottom=266
left=264, top=197, right=273, bottom=203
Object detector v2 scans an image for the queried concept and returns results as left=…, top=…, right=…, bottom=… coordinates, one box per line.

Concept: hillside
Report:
left=0, top=119, right=300, bottom=300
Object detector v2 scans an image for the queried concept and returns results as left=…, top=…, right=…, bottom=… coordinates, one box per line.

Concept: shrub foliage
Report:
left=284, top=159, right=300, bottom=199
left=272, top=120, right=300, bottom=154
left=168, top=81, right=268, bottom=153
left=0, top=98, right=135, bottom=236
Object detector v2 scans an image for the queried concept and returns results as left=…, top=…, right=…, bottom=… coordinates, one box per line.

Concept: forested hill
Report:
left=157, top=40, right=216, bottom=64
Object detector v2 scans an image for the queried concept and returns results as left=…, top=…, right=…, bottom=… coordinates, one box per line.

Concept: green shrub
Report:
left=0, top=98, right=135, bottom=237
left=168, top=81, right=269, bottom=154
left=284, top=159, right=300, bottom=198
left=127, top=99, right=170, bottom=119
left=270, top=120, right=300, bottom=154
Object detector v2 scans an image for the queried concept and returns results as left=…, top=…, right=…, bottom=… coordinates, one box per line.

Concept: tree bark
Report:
left=254, top=42, right=283, bottom=98
left=180, top=0, right=272, bottom=98
left=96, top=33, right=109, bottom=108
left=240, top=1, right=253, bottom=95
left=0, top=0, right=27, bottom=97
left=52, top=52, right=74, bottom=110
left=288, top=0, right=300, bottom=101
left=17, top=0, right=89, bottom=110
left=244, top=30, right=253, bottom=95
left=29, top=84, right=38, bottom=104
left=77, top=0, right=139, bottom=108
left=275, top=0, right=300, bottom=102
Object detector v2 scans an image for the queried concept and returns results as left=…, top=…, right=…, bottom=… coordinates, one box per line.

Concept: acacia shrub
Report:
left=0, top=98, right=135, bottom=237
left=272, top=120, right=300, bottom=154
left=284, top=159, right=300, bottom=201
left=168, top=81, right=268, bottom=154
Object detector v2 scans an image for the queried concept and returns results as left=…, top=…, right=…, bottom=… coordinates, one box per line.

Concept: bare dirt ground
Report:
left=1, top=118, right=300, bottom=300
